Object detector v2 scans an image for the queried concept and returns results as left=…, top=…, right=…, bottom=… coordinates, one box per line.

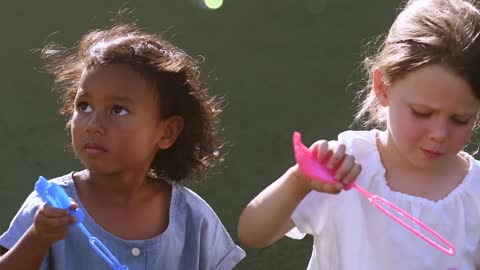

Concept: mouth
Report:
left=420, top=148, right=443, bottom=159
left=83, top=142, right=107, bottom=156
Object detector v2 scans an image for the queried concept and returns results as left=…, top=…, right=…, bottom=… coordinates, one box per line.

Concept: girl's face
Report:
left=71, top=63, right=182, bottom=175
left=376, top=64, right=480, bottom=169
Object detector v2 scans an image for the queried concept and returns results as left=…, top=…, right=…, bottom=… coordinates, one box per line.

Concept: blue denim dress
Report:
left=0, top=173, right=245, bottom=270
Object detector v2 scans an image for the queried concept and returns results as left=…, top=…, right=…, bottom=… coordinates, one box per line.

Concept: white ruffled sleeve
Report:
left=286, top=191, right=338, bottom=239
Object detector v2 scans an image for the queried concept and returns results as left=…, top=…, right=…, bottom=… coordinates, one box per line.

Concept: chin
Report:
left=80, top=161, right=114, bottom=175
left=409, top=156, right=440, bottom=169
left=416, top=161, right=436, bottom=169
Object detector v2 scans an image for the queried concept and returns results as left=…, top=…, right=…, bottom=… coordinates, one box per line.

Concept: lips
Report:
left=420, top=148, right=443, bottom=159
left=83, top=142, right=107, bottom=156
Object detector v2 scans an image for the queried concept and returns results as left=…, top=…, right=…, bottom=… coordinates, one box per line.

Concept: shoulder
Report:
left=463, top=153, right=480, bottom=190
left=468, top=154, right=480, bottom=170
left=461, top=152, right=480, bottom=181
left=15, top=172, right=74, bottom=211
left=47, top=173, right=75, bottom=187
left=172, top=184, right=222, bottom=222
left=14, top=172, right=74, bottom=211
left=41, top=172, right=77, bottom=198
left=336, top=129, right=386, bottom=187
left=171, top=184, right=246, bottom=268
left=337, top=129, right=377, bottom=146
left=0, top=173, right=74, bottom=250
left=337, top=129, right=381, bottom=165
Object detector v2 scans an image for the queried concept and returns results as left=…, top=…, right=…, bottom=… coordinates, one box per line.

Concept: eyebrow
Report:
left=108, top=96, right=134, bottom=104
left=76, top=91, right=134, bottom=105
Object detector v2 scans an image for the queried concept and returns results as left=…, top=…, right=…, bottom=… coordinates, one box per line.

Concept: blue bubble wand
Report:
left=35, top=176, right=129, bottom=270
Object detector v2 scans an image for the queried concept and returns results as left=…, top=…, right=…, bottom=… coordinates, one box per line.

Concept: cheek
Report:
left=69, top=117, right=83, bottom=153
left=113, top=120, right=157, bottom=146
left=448, top=125, right=473, bottom=151
left=389, top=108, right=425, bottom=145
left=70, top=115, right=80, bottom=138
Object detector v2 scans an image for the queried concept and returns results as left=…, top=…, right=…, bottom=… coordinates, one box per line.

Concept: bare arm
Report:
left=0, top=203, right=76, bottom=270
left=238, top=166, right=313, bottom=248
left=0, top=226, right=50, bottom=270
left=237, top=141, right=361, bottom=248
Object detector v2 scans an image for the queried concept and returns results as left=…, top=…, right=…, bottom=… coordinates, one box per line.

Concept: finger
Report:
left=33, top=213, right=72, bottom=244
left=41, top=215, right=76, bottom=230
left=334, top=155, right=354, bottom=182
left=327, top=143, right=346, bottom=170
left=41, top=204, right=70, bottom=218
left=34, top=209, right=50, bottom=226
left=69, top=198, right=78, bottom=211
left=311, top=140, right=329, bottom=162
left=310, top=180, right=343, bottom=194
left=317, top=141, right=330, bottom=162
left=34, top=216, right=72, bottom=240
left=342, top=162, right=362, bottom=185
left=38, top=226, right=70, bottom=242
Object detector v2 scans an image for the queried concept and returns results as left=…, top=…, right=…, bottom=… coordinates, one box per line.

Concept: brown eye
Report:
left=77, top=102, right=92, bottom=112
left=111, top=105, right=128, bottom=116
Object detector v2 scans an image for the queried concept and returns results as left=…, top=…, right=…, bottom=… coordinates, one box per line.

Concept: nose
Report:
left=428, top=117, right=448, bottom=143
left=85, top=111, right=105, bottom=135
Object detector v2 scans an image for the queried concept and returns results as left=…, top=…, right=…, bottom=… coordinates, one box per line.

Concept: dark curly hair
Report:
left=40, top=24, right=224, bottom=182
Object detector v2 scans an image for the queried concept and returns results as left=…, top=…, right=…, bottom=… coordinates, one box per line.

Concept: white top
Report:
left=287, top=130, right=480, bottom=270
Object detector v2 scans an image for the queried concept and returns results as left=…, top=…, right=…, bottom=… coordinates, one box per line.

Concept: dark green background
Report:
left=0, top=1, right=403, bottom=269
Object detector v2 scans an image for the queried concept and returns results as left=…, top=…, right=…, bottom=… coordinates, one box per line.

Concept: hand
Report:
left=31, top=201, right=78, bottom=246
left=293, top=140, right=362, bottom=194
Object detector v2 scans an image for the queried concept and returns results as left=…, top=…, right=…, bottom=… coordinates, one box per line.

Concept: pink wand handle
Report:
left=292, top=131, right=455, bottom=255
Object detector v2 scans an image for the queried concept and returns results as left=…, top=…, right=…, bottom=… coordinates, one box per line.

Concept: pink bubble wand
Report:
left=293, top=131, right=455, bottom=255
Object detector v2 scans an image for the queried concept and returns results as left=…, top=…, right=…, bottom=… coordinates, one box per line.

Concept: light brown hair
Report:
left=355, top=0, right=480, bottom=128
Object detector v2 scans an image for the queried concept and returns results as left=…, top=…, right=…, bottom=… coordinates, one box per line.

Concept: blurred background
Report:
left=0, top=0, right=409, bottom=268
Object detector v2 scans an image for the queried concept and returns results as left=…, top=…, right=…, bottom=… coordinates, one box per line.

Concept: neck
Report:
left=376, top=130, right=469, bottom=196
left=376, top=130, right=428, bottom=176
left=76, top=169, right=164, bottom=203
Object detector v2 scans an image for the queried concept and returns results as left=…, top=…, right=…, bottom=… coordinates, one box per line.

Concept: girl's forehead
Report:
left=80, top=64, right=140, bottom=81
left=391, top=65, right=480, bottom=111
left=77, top=64, right=159, bottom=100
left=80, top=64, right=152, bottom=87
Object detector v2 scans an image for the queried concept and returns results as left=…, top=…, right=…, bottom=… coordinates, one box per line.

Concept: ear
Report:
left=157, top=116, right=184, bottom=150
left=372, top=69, right=389, bottom=107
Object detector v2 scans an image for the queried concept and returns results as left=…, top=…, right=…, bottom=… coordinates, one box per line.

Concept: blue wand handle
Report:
left=35, top=176, right=129, bottom=270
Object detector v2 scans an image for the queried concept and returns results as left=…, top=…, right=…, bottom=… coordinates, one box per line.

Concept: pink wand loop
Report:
left=292, top=131, right=455, bottom=255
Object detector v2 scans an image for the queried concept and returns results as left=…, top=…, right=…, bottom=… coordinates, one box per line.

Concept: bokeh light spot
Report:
left=204, top=0, right=223, bottom=10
